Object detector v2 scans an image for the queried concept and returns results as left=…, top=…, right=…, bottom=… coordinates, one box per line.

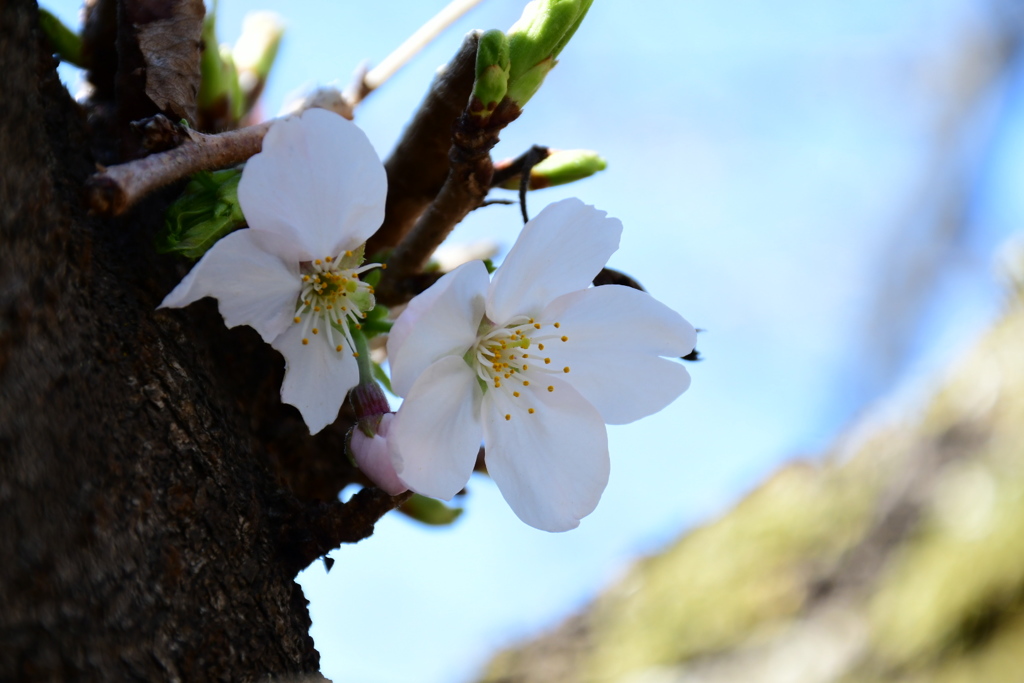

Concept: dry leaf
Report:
left=136, top=0, right=204, bottom=126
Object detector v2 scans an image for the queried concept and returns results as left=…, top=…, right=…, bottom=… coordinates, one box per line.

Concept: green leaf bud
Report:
left=469, top=29, right=511, bottom=122
left=498, top=149, right=607, bottom=190
left=197, top=10, right=242, bottom=130
left=398, top=494, right=464, bottom=526
left=38, top=8, right=85, bottom=68
left=505, top=0, right=593, bottom=106
left=157, top=168, right=245, bottom=259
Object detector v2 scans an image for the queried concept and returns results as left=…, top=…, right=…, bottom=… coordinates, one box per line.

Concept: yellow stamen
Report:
left=505, top=414, right=511, bottom=421
left=547, top=385, right=554, bottom=392
left=528, top=408, right=535, bottom=414
left=563, top=367, right=570, bottom=373
left=302, top=339, right=309, bottom=345
left=561, top=336, right=568, bottom=342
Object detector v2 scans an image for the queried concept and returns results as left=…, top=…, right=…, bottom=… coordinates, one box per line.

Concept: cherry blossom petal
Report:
left=238, top=108, right=387, bottom=261
left=389, top=357, right=483, bottom=500
left=388, top=261, right=489, bottom=397
left=159, top=229, right=300, bottom=343
left=482, top=378, right=609, bottom=532
left=271, top=323, right=360, bottom=434
left=350, top=414, right=408, bottom=495
left=487, top=198, right=621, bottom=324
left=542, top=284, right=697, bottom=357
left=555, top=349, right=691, bottom=425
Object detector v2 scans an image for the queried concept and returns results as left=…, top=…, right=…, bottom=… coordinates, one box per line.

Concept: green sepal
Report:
left=398, top=494, right=464, bottom=526
left=157, top=168, right=245, bottom=259
left=359, top=302, right=393, bottom=339
left=498, top=149, right=607, bottom=190
left=38, top=8, right=84, bottom=67
left=371, top=362, right=393, bottom=395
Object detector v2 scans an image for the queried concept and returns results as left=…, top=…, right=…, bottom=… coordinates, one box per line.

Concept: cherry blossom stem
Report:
left=351, top=328, right=374, bottom=384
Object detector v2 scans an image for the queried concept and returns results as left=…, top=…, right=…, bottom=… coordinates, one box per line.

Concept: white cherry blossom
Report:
left=386, top=198, right=697, bottom=531
left=159, top=108, right=387, bottom=434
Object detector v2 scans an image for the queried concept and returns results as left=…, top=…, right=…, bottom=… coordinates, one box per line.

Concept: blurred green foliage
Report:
left=481, top=298, right=1024, bottom=683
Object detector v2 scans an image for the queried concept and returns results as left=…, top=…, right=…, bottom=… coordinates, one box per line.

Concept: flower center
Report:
left=293, top=251, right=379, bottom=356
left=470, top=316, right=572, bottom=420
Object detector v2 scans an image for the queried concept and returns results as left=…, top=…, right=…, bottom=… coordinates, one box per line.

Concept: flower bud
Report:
left=498, top=149, right=606, bottom=190
left=506, top=0, right=593, bottom=106
left=349, top=413, right=408, bottom=496
left=158, top=168, right=245, bottom=260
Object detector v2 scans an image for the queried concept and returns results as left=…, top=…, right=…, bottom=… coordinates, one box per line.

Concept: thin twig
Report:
left=86, top=121, right=272, bottom=216
left=87, top=5, right=486, bottom=217
left=490, top=145, right=553, bottom=188
left=346, top=0, right=485, bottom=107
left=274, top=487, right=413, bottom=575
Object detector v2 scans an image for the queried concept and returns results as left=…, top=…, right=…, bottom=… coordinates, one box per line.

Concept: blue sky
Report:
left=46, top=1, right=1024, bottom=681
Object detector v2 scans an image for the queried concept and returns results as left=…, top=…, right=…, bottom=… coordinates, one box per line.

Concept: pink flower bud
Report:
left=350, top=414, right=408, bottom=495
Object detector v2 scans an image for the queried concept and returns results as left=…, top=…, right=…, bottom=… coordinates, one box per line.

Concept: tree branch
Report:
left=274, top=488, right=413, bottom=575
left=376, top=99, right=521, bottom=305
left=367, top=33, right=480, bottom=256
left=85, top=120, right=271, bottom=215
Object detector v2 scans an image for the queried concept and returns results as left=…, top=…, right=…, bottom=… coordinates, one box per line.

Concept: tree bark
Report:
left=0, top=2, right=386, bottom=679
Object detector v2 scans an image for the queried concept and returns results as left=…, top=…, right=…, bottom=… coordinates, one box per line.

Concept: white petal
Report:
left=482, top=378, right=609, bottom=532
left=159, top=229, right=299, bottom=343
left=388, top=357, right=483, bottom=500
left=487, top=199, right=621, bottom=323
left=555, top=350, right=691, bottom=425
left=238, top=108, right=387, bottom=260
left=271, top=323, right=360, bottom=434
left=537, top=285, right=696, bottom=423
left=387, top=261, right=489, bottom=397
left=542, top=284, right=697, bottom=357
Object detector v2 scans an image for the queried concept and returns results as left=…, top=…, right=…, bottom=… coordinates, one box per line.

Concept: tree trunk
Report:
left=0, top=2, right=390, bottom=679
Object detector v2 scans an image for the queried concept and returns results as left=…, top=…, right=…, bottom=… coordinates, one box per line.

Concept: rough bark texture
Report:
left=0, top=2, right=388, bottom=680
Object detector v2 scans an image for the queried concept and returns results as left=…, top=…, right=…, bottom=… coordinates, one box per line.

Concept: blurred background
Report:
left=47, top=0, right=1024, bottom=681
